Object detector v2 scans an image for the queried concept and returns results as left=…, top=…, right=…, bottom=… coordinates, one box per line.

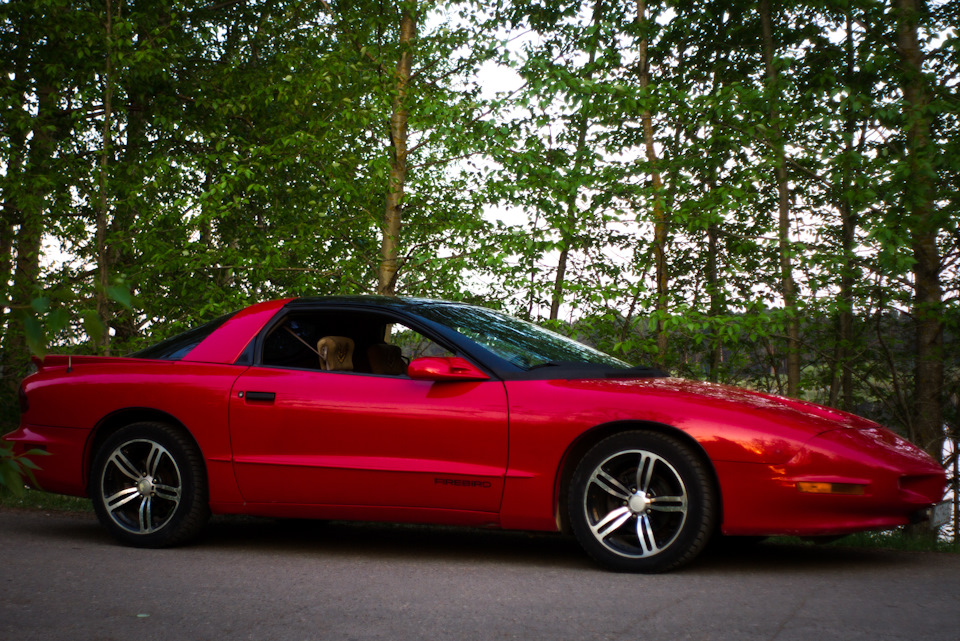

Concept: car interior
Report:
left=260, top=311, right=453, bottom=375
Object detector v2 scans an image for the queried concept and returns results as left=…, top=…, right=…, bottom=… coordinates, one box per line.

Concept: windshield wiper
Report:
left=526, top=361, right=613, bottom=372
left=526, top=361, right=562, bottom=370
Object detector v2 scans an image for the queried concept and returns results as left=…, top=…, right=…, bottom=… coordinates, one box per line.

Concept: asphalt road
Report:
left=2, top=508, right=959, bottom=641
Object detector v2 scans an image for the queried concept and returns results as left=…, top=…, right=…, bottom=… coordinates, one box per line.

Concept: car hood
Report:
left=556, top=376, right=876, bottom=430
left=522, top=376, right=940, bottom=467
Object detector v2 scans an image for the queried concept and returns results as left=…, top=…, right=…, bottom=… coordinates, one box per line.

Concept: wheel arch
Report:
left=84, top=408, right=203, bottom=493
left=554, top=420, right=722, bottom=535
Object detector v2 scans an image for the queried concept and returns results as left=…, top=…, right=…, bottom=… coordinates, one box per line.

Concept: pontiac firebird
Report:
left=5, top=296, right=948, bottom=572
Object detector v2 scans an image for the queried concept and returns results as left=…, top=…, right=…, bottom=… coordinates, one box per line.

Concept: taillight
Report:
left=18, top=384, right=28, bottom=413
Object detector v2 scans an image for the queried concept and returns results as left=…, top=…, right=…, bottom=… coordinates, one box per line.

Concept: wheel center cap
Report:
left=628, top=492, right=649, bottom=514
left=137, top=477, right=155, bottom=496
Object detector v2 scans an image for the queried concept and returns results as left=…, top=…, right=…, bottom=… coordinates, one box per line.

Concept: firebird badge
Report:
left=434, top=478, right=493, bottom=488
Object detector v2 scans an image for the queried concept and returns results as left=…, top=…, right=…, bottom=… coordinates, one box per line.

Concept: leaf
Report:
left=47, top=308, right=71, bottom=334
left=31, top=297, right=50, bottom=313
left=107, top=284, right=133, bottom=309
left=0, top=444, right=30, bottom=497
left=0, top=467, right=24, bottom=498
left=19, top=457, right=44, bottom=471
left=23, top=315, right=46, bottom=359
left=81, top=310, right=106, bottom=346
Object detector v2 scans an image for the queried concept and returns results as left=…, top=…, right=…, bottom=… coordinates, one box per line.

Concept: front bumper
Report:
left=716, top=427, right=947, bottom=537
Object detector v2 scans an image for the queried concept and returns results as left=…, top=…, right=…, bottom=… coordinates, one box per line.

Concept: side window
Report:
left=389, top=324, right=455, bottom=362
left=262, top=317, right=326, bottom=370
left=259, top=310, right=455, bottom=376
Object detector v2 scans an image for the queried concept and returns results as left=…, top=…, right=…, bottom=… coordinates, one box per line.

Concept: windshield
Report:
left=416, top=304, right=630, bottom=370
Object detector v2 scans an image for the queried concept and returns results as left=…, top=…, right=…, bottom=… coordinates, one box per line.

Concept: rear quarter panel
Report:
left=16, top=360, right=249, bottom=504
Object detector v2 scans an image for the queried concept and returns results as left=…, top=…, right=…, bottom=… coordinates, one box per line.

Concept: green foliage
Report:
left=0, top=440, right=47, bottom=499
left=16, top=285, right=132, bottom=359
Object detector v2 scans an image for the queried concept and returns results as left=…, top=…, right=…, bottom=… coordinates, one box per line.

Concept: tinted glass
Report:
left=129, top=312, right=236, bottom=361
left=417, top=304, right=629, bottom=369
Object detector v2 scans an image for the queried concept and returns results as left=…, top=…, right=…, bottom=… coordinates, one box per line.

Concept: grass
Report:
left=0, top=487, right=93, bottom=513
left=768, top=529, right=959, bottom=554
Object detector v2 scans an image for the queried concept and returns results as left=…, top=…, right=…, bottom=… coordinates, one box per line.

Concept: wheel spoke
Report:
left=635, top=451, right=656, bottom=494
left=105, top=487, right=140, bottom=512
left=590, top=506, right=633, bottom=540
left=153, top=483, right=181, bottom=504
left=109, top=451, right=142, bottom=481
left=590, top=468, right=631, bottom=501
left=139, top=496, right=153, bottom=533
left=648, top=494, right=686, bottom=513
left=146, top=443, right=164, bottom=477
left=636, top=514, right=661, bottom=556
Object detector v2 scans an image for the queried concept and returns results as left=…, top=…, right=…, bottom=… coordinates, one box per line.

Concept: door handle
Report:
left=242, top=391, right=276, bottom=403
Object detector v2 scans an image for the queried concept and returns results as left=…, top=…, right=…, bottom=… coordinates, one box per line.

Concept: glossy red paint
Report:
left=13, top=358, right=250, bottom=504
left=228, top=366, right=506, bottom=511
left=407, top=356, right=490, bottom=381
left=183, top=298, right=291, bottom=364
left=4, top=296, right=947, bottom=564
left=493, top=377, right=945, bottom=534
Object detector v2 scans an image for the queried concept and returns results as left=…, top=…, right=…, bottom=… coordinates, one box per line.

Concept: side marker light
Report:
left=796, top=482, right=866, bottom=495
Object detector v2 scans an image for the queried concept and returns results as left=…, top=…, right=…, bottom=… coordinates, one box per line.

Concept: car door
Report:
left=227, top=311, right=508, bottom=512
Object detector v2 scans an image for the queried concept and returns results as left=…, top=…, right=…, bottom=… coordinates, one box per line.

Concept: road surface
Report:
left=1, top=508, right=958, bottom=640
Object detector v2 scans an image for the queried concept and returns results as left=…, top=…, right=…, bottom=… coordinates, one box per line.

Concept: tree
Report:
left=760, top=0, right=802, bottom=397
left=0, top=0, right=83, bottom=411
left=635, top=0, right=670, bottom=366
left=893, top=0, right=948, bottom=456
left=379, top=5, right=418, bottom=297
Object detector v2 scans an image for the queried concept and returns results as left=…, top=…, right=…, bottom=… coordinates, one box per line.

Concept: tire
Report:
left=90, top=422, right=210, bottom=548
left=568, top=431, right=717, bottom=573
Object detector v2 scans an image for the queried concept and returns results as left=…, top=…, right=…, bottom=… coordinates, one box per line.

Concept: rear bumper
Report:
left=3, top=423, right=90, bottom=497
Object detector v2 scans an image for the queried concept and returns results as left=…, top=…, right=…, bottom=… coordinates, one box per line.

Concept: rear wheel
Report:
left=90, top=422, right=209, bottom=547
left=568, top=431, right=717, bottom=572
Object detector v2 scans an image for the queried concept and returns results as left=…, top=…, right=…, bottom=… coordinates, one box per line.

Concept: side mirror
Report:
left=407, top=356, right=490, bottom=382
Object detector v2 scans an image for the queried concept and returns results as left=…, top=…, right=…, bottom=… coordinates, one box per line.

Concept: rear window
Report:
left=129, top=312, right=237, bottom=360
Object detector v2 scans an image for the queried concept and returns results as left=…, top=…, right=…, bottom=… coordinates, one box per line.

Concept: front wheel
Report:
left=568, top=431, right=717, bottom=572
left=90, top=422, right=209, bottom=548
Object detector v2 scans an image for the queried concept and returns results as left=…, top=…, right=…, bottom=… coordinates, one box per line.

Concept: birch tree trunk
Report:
left=549, top=0, right=604, bottom=321
left=760, top=0, right=801, bottom=397
left=378, top=8, right=416, bottom=297
left=637, top=0, right=669, bottom=366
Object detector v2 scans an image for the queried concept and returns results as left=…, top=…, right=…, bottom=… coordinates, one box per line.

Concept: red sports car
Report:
left=5, top=296, right=949, bottom=572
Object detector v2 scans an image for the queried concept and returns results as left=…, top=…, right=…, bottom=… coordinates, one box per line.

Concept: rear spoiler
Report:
left=31, top=354, right=153, bottom=372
